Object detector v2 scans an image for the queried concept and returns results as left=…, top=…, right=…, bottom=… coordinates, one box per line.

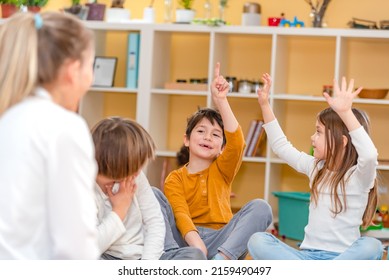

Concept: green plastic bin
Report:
left=273, top=192, right=310, bottom=241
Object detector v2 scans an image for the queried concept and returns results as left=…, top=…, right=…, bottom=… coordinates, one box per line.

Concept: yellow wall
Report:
left=47, top=0, right=389, bottom=28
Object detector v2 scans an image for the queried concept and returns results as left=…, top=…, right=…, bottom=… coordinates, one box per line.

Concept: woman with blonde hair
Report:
left=0, top=12, right=98, bottom=259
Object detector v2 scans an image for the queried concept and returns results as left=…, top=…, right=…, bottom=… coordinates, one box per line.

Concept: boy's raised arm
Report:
left=211, top=62, right=238, bottom=132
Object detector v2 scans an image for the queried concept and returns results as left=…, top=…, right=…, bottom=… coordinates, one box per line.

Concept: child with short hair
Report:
left=248, top=74, right=383, bottom=260
left=92, top=117, right=206, bottom=260
left=163, top=63, right=273, bottom=260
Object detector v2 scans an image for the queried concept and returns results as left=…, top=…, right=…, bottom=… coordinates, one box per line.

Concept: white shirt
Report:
left=264, top=119, right=377, bottom=253
left=95, top=171, right=165, bottom=260
left=0, top=88, right=99, bottom=259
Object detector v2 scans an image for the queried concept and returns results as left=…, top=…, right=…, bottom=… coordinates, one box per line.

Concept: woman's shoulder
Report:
left=3, top=96, right=89, bottom=138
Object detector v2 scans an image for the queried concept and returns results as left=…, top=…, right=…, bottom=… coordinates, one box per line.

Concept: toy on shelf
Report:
left=267, top=13, right=285, bottom=27
left=280, top=16, right=305, bottom=27
left=378, top=205, right=389, bottom=228
left=361, top=205, right=389, bottom=233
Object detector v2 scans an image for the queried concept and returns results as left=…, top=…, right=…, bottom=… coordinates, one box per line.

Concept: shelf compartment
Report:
left=273, top=35, right=336, bottom=96
left=213, top=33, right=272, bottom=84
left=152, top=31, right=210, bottom=90
left=93, top=30, right=140, bottom=88
left=340, top=37, right=389, bottom=89
left=90, top=87, right=138, bottom=93
left=80, top=91, right=137, bottom=128
left=353, top=103, right=389, bottom=160
left=378, top=170, right=389, bottom=207
left=103, top=92, right=137, bottom=119
left=231, top=162, right=266, bottom=210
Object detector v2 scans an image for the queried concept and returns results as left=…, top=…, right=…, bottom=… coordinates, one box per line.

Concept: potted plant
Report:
left=64, top=0, right=89, bottom=20
left=1, top=0, right=21, bottom=18
left=175, top=0, right=195, bottom=23
left=305, top=0, right=331, bottom=27
left=218, top=0, right=228, bottom=22
left=66, top=0, right=82, bottom=13
left=111, top=0, right=124, bottom=8
left=143, top=0, right=155, bottom=23
left=106, top=0, right=130, bottom=22
left=86, top=0, right=106, bottom=21
left=21, top=0, right=49, bottom=13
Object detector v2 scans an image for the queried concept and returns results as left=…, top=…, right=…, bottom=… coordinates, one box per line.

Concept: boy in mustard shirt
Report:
left=162, top=63, right=272, bottom=260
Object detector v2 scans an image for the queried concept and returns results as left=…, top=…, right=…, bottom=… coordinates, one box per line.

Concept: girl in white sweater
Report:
left=248, top=74, right=383, bottom=260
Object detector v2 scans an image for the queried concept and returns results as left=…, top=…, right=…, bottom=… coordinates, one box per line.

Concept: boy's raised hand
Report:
left=257, top=73, right=272, bottom=106
left=211, top=62, right=230, bottom=104
left=210, top=62, right=239, bottom=131
left=323, top=77, right=362, bottom=114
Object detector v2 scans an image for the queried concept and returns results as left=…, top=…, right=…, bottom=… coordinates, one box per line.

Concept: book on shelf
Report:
left=243, top=119, right=258, bottom=156
left=126, top=32, right=140, bottom=89
left=244, top=119, right=266, bottom=157
left=252, top=121, right=266, bottom=157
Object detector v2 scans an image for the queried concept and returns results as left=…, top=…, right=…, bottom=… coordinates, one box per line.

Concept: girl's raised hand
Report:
left=211, top=62, right=230, bottom=103
left=323, top=77, right=362, bottom=114
left=257, top=73, right=272, bottom=106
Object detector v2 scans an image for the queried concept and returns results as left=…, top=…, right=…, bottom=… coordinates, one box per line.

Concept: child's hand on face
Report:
left=323, top=77, right=362, bottom=114
left=257, top=73, right=272, bottom=106
left=107, top=177, right=137, bottom=221
left=211, top=62, right=230, bottom=103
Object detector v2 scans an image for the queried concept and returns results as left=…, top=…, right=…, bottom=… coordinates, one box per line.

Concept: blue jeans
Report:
left=153, top=187, right=272, bottom=260
left=152, top=187, right=206, bottom=260
left=248, top=232, right=383, bottom=260
left=101, top=248, right=206, bottom=260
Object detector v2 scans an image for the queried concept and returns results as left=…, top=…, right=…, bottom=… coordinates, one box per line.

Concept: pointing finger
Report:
left=214, top=62, right=220, bottom=79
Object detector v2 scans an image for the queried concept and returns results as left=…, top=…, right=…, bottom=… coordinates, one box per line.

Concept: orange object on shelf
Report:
left=380, top=205, right=389, bottom=228
left=358, top=88, right=388, bottom=99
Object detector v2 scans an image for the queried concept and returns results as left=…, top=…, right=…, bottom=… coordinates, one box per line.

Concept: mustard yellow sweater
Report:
left=164, top=126, right=245, bottom=238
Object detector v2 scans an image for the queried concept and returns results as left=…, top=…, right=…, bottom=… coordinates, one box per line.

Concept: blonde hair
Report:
left=91, top=117, right=156, bottom=179
left=311, top=107, right=378, bottom=228
left=0, top=12, right=94, bottom=115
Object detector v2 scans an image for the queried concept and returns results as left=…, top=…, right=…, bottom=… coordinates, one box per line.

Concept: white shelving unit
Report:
left=80, top=22, right=389, bottom=215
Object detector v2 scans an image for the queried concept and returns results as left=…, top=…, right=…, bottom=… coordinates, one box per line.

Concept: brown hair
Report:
left=311, top=107, right=378, bottom=227
left=176, top=144, right=189, bottom=166
left=91, top=117, right=156, bottom=179
left=0, top=12, right=94, bottom=115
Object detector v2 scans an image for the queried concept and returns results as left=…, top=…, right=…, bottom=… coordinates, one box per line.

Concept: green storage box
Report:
left=273, top=192, right=310, bottom=241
